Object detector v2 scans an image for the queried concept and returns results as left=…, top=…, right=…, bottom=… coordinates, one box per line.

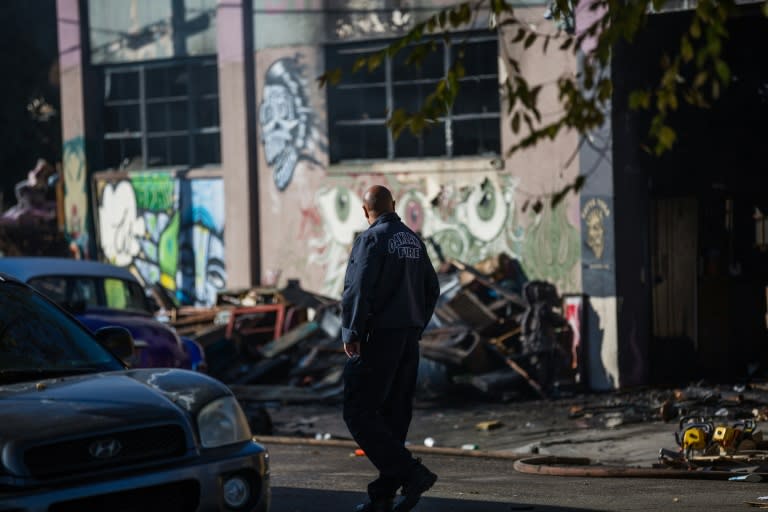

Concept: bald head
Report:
left=362, top=185, right=395, bottom=224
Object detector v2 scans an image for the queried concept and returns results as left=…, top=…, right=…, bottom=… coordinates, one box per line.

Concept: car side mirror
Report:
left=95, top=326, right=135, bottom=361
left=145, top=295, right=161, bottom=313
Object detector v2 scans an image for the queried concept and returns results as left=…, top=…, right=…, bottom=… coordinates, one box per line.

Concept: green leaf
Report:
left=668, top=93, right=678, bottom=111
left=511, top=111, right=521, bottom=133
left=681, top=36, right=694, bottom=63
left=410, top=113, right=427, bottom=135
left=559, top=37, right=573, bottom=51
left=524, top=33, right=537, bottom=49
left=693, top=71, right=708, bottom=88
left=657, top=125, right=677, bottom=149
left=512, top=28, right=526, bottom=43
left=387, top=108, right=408, bottom=139
left=458, top=3, right=472, bottom=23
left=763, top=1, right=768, bottom=17
left=317, top=67, right=342, bottom=88
left=367, top=52, right=383, bottom=72
left=352, top=57, right=367, bottom=73
left=455, top=61, right=466, bottom=79
left=690, top=18, right=702, bottom=39
left=715, top=59, right=730, bottom=84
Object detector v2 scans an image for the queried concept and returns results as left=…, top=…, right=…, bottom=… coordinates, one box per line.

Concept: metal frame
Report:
left=101, top=57, right=221, bottom=169
left=327, top=32, right=501, bottom=162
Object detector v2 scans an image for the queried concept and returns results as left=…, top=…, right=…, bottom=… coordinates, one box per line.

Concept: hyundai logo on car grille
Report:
left=88, top=438, right=123, bottom=459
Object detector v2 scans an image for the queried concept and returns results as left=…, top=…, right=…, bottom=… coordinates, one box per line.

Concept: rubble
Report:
left=157, top=252, right=581, bottom=407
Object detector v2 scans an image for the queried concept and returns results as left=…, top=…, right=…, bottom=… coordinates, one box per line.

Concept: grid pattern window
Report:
left=102, top=58, right=221, bottom=169
left=326, top=33, right=500, bottom=163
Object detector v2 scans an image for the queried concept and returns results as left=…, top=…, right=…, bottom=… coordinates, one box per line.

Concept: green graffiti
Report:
left=476, top=179, right=496, bottom=222
left=335, top=186, right=350, bottom=222
left=158, top=211, right=180, bottom=289
left=521, top=202, right=580, bottom=291
left=430, top=228, right=466, bottom=261
left=130, top=172, right=176, bottom=211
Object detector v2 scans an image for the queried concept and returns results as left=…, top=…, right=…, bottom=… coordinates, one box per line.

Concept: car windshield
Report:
left=0, top=280, right=122, bottom=379
left=28, top=276, right=150, bottom=313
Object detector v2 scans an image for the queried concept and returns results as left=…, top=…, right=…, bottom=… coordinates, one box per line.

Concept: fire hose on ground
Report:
left=255, top=437, right=768, bottom=480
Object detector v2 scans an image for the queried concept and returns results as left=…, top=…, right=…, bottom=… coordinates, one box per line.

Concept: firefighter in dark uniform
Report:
left=341, top=185, right=441, bottom=512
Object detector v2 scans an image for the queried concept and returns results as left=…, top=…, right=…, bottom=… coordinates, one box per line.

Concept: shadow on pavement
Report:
left=271, top=487, right=603, bottom=512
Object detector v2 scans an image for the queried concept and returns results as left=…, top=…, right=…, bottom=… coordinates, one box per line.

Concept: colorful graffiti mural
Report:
left=259, top=54, right=327, bottom=191
left=95, top=171, right=226, bottom=306
left=178, top=178, right=226, bottom=306
left=306, top=174, right=580, bottom=297
left=62, top=136, right=89, bottom=258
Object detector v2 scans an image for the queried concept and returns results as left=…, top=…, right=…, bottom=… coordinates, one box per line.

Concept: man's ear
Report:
left=362, top=204, right=369, bottom=219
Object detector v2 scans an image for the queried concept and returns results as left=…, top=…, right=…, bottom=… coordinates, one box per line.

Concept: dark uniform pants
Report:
left=343, top=327, right=421, bottom=500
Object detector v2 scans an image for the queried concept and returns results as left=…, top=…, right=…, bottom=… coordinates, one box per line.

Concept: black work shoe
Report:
left=393, top=461, right=437, bottom=512
left=354, top=497, right=394, bottom=512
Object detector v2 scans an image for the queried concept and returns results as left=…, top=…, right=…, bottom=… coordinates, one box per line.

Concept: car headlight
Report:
left=197, top=396, right=252, bottom=448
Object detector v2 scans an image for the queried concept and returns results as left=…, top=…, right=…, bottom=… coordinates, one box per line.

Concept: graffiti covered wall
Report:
left=255, top=18, right=582, bottom=299
left=94, top=170, right=226, bottom=306
left=302, top=173, right=581, bottom=297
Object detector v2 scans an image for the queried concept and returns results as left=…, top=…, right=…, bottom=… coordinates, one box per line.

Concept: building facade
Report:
left=57, top=0, right=672, bottom=390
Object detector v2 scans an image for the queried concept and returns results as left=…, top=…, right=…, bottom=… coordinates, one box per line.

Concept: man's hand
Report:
left=344, top=341, right=360, bottom=358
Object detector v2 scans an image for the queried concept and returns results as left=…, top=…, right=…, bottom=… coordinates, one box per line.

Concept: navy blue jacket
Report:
left=341, top=212, right=440, bottom=344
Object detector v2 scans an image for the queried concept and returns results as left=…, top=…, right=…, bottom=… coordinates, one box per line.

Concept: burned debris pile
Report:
left=167, top=253, right=579, bottom=405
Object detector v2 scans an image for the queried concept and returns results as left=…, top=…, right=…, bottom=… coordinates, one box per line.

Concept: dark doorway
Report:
left=618, top=9, right=768, bottom=382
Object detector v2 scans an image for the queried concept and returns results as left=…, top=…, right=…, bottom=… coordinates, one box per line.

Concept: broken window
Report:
left=88, top=0, right=218, bottom=65
left=325, top=32, right=501, bottom=162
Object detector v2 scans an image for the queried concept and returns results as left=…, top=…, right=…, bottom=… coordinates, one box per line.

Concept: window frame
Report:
left=325, top=31, right=501, bottom=163
left=100, top=56, right=221, bottom=170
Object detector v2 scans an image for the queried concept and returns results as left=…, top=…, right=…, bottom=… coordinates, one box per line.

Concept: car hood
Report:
left=0, top=369, right=231, bottom=454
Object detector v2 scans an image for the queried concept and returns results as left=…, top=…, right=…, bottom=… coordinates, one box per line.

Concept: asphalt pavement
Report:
left=265, top=443, right=766, bottom=511
left=259, top=392, right=768, bottom=510
left=265, top=395, right=677, bottom=467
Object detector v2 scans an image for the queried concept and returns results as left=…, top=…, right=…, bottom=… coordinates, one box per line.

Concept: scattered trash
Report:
left=461, top=444, right=479, bottom=450
left=476, top=420, right=503, bottom=431
left=354, top=449, right=366, bottom=457
left=424, top=437, right=436, bottom=447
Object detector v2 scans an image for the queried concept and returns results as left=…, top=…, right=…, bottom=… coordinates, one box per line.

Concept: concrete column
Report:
left=57, top=0, right=90, bottom=258
left=217, top=0, right=260, bottom=288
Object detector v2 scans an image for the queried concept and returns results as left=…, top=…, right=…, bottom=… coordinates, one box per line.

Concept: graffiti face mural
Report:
left=96, top=171, right=227, bottom=307
left=581, top=197, right=611, bottom=260
left=259, top=55, right=327, bottom=191
left=178, top=179, right=227, bottom=306
left=307, top=175, right=580, bottom=297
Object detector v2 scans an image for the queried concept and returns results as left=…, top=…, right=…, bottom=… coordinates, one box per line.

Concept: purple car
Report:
left=0, top=257, right=205, bottom=371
